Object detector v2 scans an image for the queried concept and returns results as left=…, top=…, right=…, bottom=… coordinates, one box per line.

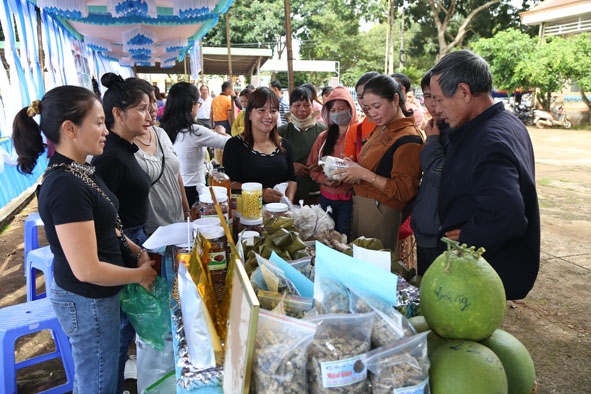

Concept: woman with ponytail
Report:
left=12, top=86, right=156, bottom=393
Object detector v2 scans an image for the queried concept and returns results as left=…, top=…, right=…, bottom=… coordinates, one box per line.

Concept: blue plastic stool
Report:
left=25, top=246, right=54, bottom=302
left=24, top=212, right=44, bottom=270
left=0, top=297, right=74, bottom=394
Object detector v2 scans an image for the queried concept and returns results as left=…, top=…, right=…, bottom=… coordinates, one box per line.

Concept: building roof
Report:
left=520, top=0, right=591, bottom=27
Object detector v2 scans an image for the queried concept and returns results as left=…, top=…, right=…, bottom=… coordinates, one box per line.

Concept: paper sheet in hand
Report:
left=142, top=222, right=191, bottom=250
left=352, top=244, right=391, bottom=272
left=315, top=241, right=398, bottom=306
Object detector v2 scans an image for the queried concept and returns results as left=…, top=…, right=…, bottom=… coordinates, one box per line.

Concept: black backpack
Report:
left=374, top=134, right=423, bottom=221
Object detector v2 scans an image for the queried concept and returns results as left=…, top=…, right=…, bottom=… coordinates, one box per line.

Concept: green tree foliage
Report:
left=561, top=33, right=591, bottom=111
left=472, top=28, right=537, bottom=94
left=203, top=0, right=290, bottom=55
left=406, top=0, right=538, bottom=59
left=202, top=0, right=540, bottom=90
left=474, top=31, right=591, bottom=113
left=517, top=36, right=572, bottom=110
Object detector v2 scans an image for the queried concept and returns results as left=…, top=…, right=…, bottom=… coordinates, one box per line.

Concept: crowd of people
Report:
left=12, top=49, right=540, bottom=393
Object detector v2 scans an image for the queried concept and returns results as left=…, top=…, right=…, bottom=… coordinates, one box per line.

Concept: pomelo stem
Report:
left=440, top=237, right=486, bottom=272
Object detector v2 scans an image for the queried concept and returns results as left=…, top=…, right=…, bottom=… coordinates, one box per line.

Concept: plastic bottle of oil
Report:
left=210, top=166, right=232, bottom=218
left=210, top=166, right=231, bottom=198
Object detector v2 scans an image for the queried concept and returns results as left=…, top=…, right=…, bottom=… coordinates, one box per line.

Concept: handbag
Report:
left=44, top=162, right=138, bottom=267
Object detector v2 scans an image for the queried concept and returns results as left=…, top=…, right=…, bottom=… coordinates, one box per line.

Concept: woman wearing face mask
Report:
left=307, top=86, right=358, bottom=240
left=335, top=75, right=423, bottom=256
left=278, top=86, right=326, bottom=204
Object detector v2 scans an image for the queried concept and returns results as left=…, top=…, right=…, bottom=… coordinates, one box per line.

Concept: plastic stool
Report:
left=24, top=212, right=45, bottom=269
left=25, top=246, right=54, bottom=302
left=0, top=297, right=74, bottom=394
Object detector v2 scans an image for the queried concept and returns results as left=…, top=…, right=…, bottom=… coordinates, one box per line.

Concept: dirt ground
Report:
left=0, top=127, right=590, bottom=393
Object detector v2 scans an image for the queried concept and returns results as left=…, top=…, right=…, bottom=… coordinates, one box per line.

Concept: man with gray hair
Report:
left=430, top=50, right=540, bottom=300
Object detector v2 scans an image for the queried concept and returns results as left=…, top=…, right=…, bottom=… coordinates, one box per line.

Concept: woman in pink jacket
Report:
left=307, top=87, right=358, bottom=240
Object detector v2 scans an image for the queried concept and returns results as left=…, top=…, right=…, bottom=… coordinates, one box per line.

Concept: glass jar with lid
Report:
left=199, top=225, right=228, bottom=304
left=241, top=182, right=262, bottom=219
left=199, top=193, right=229, bottom=224
left=263, top=202, right=291, bottom=221
left=237, top=216, right=264, bottom=235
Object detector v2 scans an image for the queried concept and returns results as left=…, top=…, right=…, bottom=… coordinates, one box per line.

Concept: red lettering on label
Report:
left=327, top=372, right=341, bottom=379
left=342, top=371, right=353, bottom=377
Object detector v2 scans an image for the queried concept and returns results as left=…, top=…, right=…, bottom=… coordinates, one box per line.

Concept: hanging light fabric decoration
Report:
left=160, top=38, right=189, bottom=54
left=85, top=36, right=112, bottom=53
left=123, top=44, right=153, bottom=62
left=107, top=0, right=157, bottom=18
left=122, top=25, right=156, bottom=46
left=173, top=0, right=213, bottom=19
left=37, top=0, right=88, bottom=18
left=161, top=53, right=180, bottom=68
left=161, top=58, right=177, bottom=68
left=135, top=61, right=155, bottom=67
left=190, top=42, right=202, bottom=80
left=119, top=57, right=135, bottom=67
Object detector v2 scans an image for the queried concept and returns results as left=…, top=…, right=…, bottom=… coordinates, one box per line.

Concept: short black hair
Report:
left=430, top=50, right=492, bottom=97
left=270, top=80, right=282, bottom=90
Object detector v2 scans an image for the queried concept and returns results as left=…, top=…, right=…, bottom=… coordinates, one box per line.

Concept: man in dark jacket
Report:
left=430, top=50, right=540, bottom=300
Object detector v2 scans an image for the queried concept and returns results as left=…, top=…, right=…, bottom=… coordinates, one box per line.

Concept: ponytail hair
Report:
left=12, top=86, right=99, bottom=174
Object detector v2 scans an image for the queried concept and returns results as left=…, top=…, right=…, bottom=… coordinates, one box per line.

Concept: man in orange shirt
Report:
left=210, top=81, right=235, bottom=134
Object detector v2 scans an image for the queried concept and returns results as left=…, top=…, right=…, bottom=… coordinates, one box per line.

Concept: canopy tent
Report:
left=29, top=0, right=234, bottom=71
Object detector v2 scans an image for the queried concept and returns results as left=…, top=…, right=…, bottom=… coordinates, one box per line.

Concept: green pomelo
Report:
left=481, top=329, right=536, bottom=394
left=427, top=330, right=448, bottom=358
left=408, top=315, right=430, bottom=333
left=430, top=340, right=508, bottom=394
left=419, top=239, right=506, bottom=340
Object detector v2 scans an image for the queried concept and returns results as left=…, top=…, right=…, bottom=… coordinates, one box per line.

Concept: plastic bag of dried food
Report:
left=365, top=331, right=430, bottom=394
left=304, top=312, right=375, bottom=393
left=319, top=155, right=349, bottom=181
left=291, top=204, right=318, bottom=240
left=349, top=288, right=416, bottom=349
left=314, top=276, right=350, bottom=314
left=255, top=253, right=301, bottom=296
left=311, top=204, right=335, bottom=237
left=288, top=256, right=313, bottom=280
left=257, top=290, right=315, bottom=319
left=251, top=310, right=317, bottom=394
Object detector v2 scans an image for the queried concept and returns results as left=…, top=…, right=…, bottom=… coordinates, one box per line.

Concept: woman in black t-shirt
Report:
left=223, top=87, right=297, bottom=203
left=12, top=86, right=156, bottom=394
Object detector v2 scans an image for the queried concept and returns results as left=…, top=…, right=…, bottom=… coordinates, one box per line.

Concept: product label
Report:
left=207, top=251, right=227, bottom=270
left=394, top=377, right=430, bottom=394
left=176, top=251, right=191, bottom=268
left=320, top=354, right=367, bottom=388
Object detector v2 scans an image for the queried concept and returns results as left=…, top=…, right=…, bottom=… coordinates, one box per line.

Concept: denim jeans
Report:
left=118, top=225, right=148, bottom=392
left=50, top=279, right=120, bottom=394
left=320, top=195, right=353, bottom=242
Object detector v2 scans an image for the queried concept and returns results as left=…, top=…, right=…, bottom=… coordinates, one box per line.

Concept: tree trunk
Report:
left=581, top=90, right=591, bottom=113
left=426, top=0, right=503, bottom=60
